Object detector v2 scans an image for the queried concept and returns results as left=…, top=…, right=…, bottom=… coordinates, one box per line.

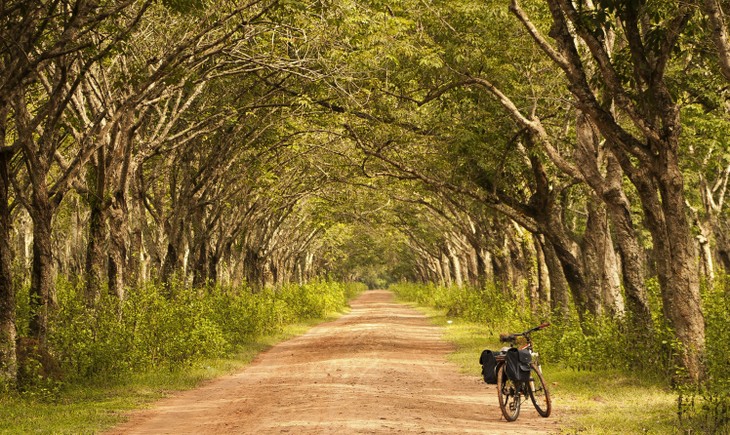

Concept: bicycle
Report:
left=494, top=322, right=551, bottom=422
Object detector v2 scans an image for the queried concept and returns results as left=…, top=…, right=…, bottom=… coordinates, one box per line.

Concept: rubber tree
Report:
left=512, top=0, right=705, bottom=380
left=6, top=0, right=150, bottom=347
left=0, top=144, right=16, bottom=386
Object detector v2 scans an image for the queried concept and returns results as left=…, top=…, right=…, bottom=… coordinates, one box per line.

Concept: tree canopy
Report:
left=2, top=0, right=730, bottom=385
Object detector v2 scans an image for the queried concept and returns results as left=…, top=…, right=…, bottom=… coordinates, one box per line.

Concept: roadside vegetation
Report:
left=0, top=280, right=365, bottom=434
left=392, top=281, right=730, bottom=434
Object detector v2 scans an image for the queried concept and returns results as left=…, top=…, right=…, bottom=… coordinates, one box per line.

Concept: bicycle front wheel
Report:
left=528, top=363, right=551, bottom=417
left=496, top=362, right=521, bottom=421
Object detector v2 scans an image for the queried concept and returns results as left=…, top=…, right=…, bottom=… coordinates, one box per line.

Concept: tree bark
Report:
left=108, top=199, right=128, bottom=300
left=244, top=248, right=266, bottom=291
left=712, top=218, right=730, bottom=272
left=534, top=236, right=551, bottom=306
left=446, top=241, right=463, bottom=287
left=527, top=150, right=593, bottom=318
left=601, top=156, right=652, bottom=329
left=541, top=238, right=570, bottom=316
left=702, top=0, right=730, bottom=82
left=441, top=251, right=453, bottom=287
left=580, top=198, right=607, bottom=316
left=161, top=240, right=184, bottom=287
left=581, top=195, right=624, bottom=316
left=0, top=147, right=17, bottom=386
left=601, top=229, right=624, bottom=316
left=84, top=162, right=107, bottom=307
left=634, top=156, right=705, bottom=381
left=29, top=188, right=55, bottom=346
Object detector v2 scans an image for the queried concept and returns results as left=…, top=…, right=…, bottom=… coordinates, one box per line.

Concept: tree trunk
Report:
left=0, top=148, right=17, bottom=386
left=471, top=244, right=489, bottom=289
left=244, top=248, right=266, bottom=291
left=601, top=230, right=624, bottom=316
left=712, top=217, right=730, bottom=272
left=491, top=251, right=509, bottom=294
left=433, top=256, right=445, bottom=287
left=192, top=240, right=209, bottom=288
left=446, top=242, right=463, bottom=287
left=534, top=236, right=551, bottom=306
left=108, top=200, right=128, bottom=300
left=581, top=198, right=607, bottom=315
left=161, top=241, right=183, bottom=287
left=29, top=188, right=55, bottom=346
left=640, top=161, right=705, bottom=381
left=548, top=233, right=589, bottom=318
left=615, top=141, right=705, bottom=380
left=129, top=166, right=148, bottom=286
left=526, top=0, right=705, bottom=380
left=208, top=252, right=220, bottom=286
left=541, top=239, right=570, bottom=316
left=512, top=233, right=530, bottom=300
left=702, top=0, right=730, bottom=82
left=441, top=251, right=453, bottom=287
left=523, top=236, right=539, bottom=313
left=84, top=198, right=106, bottom=304
left=581, top=197, right=624, bottom=316
left=528, top=151, right=591, bottom=318
left=696, top=166, right=730, bottom=275
left=465, top=245, right=479, bottom=286
left=601, top=156, right=652, bottom=329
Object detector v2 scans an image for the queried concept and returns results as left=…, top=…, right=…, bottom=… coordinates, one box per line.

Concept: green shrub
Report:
left=390, top=282, right=674, bottom=375
left=676, top=275, right=730, bottom=433
left=392, top=278, right=730, bottom=432
left=344, top=282, right=367, bottom=299
left=15, top=278, right=356, bottom=391
left=391, top=282, right=534, bottom=337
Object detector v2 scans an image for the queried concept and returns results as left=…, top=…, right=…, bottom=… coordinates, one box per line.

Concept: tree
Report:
left=0, top=144, right=15, bottom=386
left=6, top=0, right=150, bottom=347
left=702, top=0, right=730, bottom=81
left=511, top=0, right=704, bottom=380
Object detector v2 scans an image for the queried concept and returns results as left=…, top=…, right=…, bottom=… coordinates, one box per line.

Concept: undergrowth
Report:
left=391, top=279, right=730, bottom=434
left=1, top=279, right=365, bottom=433
left=11, top=280, right=365, bottom=396
left=0, top=318, right=335, bottom=434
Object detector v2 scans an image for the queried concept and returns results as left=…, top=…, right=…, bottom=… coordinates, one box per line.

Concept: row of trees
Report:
left=309, top=0, right=730, bottom=383
left=0, top=0, right=362, bottom=388
left=2, top=0, right=730, bottom=388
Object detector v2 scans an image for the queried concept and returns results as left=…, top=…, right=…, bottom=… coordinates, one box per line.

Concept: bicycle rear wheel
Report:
left=496, top=362, right=521, bottom=421
left=528, top=363, right=551, bottom=417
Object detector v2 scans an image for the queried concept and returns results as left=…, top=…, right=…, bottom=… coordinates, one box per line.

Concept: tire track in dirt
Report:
left=107, top=290, right=557, bottom=434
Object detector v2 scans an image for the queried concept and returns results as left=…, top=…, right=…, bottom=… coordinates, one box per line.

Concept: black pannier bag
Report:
left=479, top=349, right=498, bottom=384
left=504, top=347, right=532, bottom=383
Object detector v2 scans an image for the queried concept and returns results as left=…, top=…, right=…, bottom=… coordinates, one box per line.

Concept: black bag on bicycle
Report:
left=479, top=349, right=498, bottom=384
left=504, top=347, right=531, bottom=383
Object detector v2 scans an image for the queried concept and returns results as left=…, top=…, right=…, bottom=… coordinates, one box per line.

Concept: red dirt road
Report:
left=107, top=290, right=556, bottom=434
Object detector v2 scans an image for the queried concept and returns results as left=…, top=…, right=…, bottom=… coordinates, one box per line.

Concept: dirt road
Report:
left=107, top=290, right=556, bottom=434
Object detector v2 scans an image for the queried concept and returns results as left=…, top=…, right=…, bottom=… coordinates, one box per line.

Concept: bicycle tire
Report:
left=528, top=363, right=551, bottom=417
left=496, top=362, right=521, bottom=421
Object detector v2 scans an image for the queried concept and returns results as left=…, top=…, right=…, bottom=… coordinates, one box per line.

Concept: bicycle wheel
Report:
left=528, top=363, right=551, bottom=417
left=496, top=362, right=521, bottom=421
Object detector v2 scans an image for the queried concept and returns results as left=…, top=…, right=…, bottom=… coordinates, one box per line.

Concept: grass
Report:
left=0, top=315, right=342, bottom=435
left=400, top=301, right=682, bottom=435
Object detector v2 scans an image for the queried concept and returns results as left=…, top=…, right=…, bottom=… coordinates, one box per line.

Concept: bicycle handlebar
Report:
left=499, top=322, right=550, bottom=343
